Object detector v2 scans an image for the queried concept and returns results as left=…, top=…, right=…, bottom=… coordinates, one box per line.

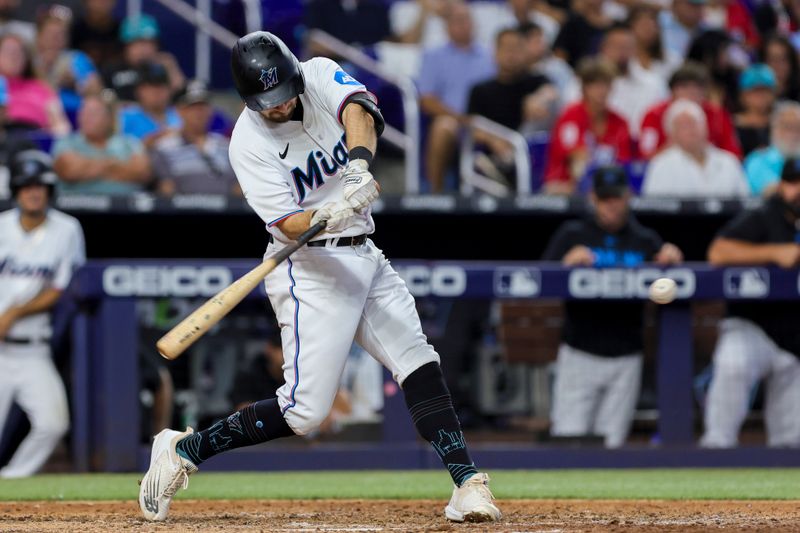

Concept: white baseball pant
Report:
left=550, top=344, right=643, bottom=448
left=701, top=318, right=800, bottom=448
left=0, top=343, right=69, bottom=478
left=264, top=238, right=440, bottom=435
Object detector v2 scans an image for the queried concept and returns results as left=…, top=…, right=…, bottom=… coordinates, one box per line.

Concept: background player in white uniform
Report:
left=0, top=150, right=86, bottom=478
left=139, top=32, right=500, bottom=524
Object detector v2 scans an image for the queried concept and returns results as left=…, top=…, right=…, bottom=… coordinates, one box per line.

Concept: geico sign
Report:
left=103, top=266, right=233, bottom=297
left=568, top=268, right=696, bottom=299
left=396, top=265, right=467, bottom=297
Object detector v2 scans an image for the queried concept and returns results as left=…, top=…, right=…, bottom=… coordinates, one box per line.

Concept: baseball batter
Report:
left=139, top=32, right=501, bottom=523
left=0, top=150, right=86, bottom=478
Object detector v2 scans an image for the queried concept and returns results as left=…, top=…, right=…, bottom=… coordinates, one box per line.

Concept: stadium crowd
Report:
left=0, top=0, right=797, bottom=197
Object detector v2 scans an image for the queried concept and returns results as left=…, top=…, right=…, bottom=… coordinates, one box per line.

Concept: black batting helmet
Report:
left=231, top=31, right=305, bottom=111
left=9, top=149, right=57, bottom=199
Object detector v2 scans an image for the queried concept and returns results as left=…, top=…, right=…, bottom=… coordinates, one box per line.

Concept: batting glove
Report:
left=310, top=201, right=357, bottom=233
left=341, top=159, right=380, bottom=212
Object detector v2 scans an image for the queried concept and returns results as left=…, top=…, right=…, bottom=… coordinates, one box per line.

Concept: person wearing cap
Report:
left=735, top=64, right=777, bottom=157
left=53, top=90, right=151, bottom=195
left=642, top=98, right=749, bottom=198
left=101, top=14, right=185, bottom=102
left=744, top=102, right=800, bottom=196
left=0, top=149, right=86, bottom=478
left=118, top=62, right=181, bottom=147
left=544, top=58, right=632, bottom=195
left=0, top=0, right=35, bottom=43
left=701, top=157, right=800, bottom=449
left=542, top=165, right=683, bottom=448
left=151, top=80, right=240, bottom=196
left=638, top=62, right=741, bottom=160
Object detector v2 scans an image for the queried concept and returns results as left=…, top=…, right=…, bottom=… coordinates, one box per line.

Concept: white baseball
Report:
left=649, top=277, right=677, bottom=304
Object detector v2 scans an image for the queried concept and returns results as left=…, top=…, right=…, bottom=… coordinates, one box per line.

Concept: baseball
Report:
left=649, top=277, right=677, bottom=304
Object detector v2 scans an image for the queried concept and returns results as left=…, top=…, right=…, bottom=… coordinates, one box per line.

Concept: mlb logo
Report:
left=494, top=268, right=541, bottom=298
left=723, top=268, right=770, bottom=298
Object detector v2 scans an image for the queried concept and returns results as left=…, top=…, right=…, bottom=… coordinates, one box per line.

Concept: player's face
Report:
left=16, top=184, right=48, bottom=215
left=592, top=192, right=630, bottom=231
left=259, top=97, right=298, bottom=123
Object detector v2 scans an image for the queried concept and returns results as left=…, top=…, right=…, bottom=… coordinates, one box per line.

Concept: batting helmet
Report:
left=9, top=149, right=57, bottom=199
left=231, top=31, right=305, bottom=112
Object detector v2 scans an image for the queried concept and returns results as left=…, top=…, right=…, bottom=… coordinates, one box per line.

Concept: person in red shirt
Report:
left=544, top=58, right=632, bottom=195
left=638, top=62, right=742, bottom=160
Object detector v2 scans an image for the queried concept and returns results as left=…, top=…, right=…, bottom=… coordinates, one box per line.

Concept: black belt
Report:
left=2, top=336, right=47, bottom=345
left=308, top=235, right=367, bottom=247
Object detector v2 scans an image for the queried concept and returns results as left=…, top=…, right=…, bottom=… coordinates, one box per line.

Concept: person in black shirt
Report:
left=70, top=0, right=123, bottom=67
left=701, top=157, right=800, bottom=448
left=542, top=165, right=683, bottom=447
left=553, top=0, right=612, bottom=68
left=467, top=27, right=556, bottom=183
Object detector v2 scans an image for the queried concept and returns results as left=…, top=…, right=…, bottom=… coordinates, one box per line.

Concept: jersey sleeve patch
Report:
left=334, top=70, right=363, bottom=86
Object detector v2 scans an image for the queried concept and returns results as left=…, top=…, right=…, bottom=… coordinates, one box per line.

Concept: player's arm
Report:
left=276, top=211, right=316, bottom=240
left=342, top=102, right=378, bottom=157
left=708, top=237, right=800, bottom=268
left=0, top=288, right=62, bottom=338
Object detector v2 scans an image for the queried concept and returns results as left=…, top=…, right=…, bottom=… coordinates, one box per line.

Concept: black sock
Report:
left=402, top=362, right=478, bottom=486
left=175, top=398, right=294, bottom=465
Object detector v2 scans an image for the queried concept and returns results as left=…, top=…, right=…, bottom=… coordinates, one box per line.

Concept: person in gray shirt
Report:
left=151, top=79, right=241, bottom=196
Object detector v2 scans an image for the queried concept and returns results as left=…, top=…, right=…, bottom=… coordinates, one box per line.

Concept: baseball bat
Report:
left=156, top=220, right=327, bottom=360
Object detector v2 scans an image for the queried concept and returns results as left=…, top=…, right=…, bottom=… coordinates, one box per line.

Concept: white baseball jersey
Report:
left=0, top=208, right=86, bottom=340
left=229, top=57, right=376, bottom=243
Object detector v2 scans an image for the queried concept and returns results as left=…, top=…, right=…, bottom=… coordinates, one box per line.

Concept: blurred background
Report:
left=2, top=0, right=800, bottom=475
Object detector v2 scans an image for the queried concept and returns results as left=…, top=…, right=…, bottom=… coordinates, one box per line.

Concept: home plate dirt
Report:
left=1, top=499, right=799, bottom=532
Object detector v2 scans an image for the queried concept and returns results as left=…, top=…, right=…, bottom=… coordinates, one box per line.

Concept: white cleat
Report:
left=444, top=472, right=502, bottom=523
left=138, top=427, right=198, bottom=521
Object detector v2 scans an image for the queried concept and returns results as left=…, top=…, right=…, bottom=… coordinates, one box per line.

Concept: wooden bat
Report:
left=156, top=221, right=327, bottom=360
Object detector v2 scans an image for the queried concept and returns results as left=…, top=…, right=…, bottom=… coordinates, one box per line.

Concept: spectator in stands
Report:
left=744, top=102, right=800, bottom=196
left=735, top=64, right=777, bottom=157
left=0, top=33, right=71, bottom=136
left=553, top=0, right=611, bottom=68
left=35, top=5, right=103, bottom=121
left=418, top=1, right=495, bottom=193
left=70, top=0, right=123, bottom=67
left=686, top=30, right=747, bottom=110
left=0, top=0, right=34, bottom=42
left=600, top=22, right=668, bottom=138
left=305, top=0, right=436, bottom=56
left=231, top=329, right=285, bottom=411
left=53, top=90, right=150, bottom=195
left=101, top=14, right=185, bottom=102
left=628, top=6, right=679, bottom=85
left=702, top=158, right=800, bottom=448
left=658, top=0, right=705, bottom=58
left=543, top=165, right=683, bottom=448
left=118, top=62, right=181, bottom=147
left=544, top=59, right=631, bottom=195
left=638, top=62, right=741, bottom=160
left=467, top=28, right=556, bottom=183
left=152, top=80, right=240, bottom=196
left=642, top=99, right=749, bottom=198
left=759, top=34, right=800, bottom=103
left=519, top=22, right=575, bottom=97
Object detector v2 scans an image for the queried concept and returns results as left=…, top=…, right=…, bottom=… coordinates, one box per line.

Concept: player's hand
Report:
left=654, top=243, right=683, bottom=265
left=341, top=159, right=380, bottom=212
left=562, top=245, right=595, bottom=267
left=311, top=201, right=357, bottom=233
left=773, top=243, right=800, bottom=269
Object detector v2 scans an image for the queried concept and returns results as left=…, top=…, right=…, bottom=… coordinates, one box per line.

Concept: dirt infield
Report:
left=2, top=499, right=799, bottom=532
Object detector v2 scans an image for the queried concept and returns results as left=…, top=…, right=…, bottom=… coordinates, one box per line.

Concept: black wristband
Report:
left=349, top=146, right=374, bottom=166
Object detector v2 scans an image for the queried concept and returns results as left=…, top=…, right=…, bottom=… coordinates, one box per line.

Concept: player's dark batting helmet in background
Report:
left=231, top=31, right=305, bottom=111
left=9, top=149, right=58, bottom=199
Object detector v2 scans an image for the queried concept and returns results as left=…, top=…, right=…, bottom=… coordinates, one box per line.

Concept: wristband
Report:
left=348, top=146, right=373, bottom=167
